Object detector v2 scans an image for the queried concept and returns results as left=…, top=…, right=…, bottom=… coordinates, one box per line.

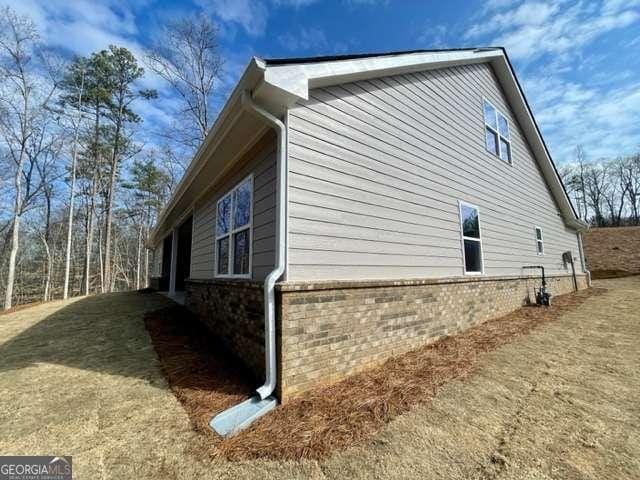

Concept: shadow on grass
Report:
left=0, top=292, right=254, bottom=399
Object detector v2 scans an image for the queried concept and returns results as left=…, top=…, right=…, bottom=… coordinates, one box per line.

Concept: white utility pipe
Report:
left=242, top=91, right=287, bottom=400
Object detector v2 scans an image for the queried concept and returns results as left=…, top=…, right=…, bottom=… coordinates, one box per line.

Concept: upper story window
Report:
left=459, top=201, right=484, bottom=274
left=483, top=99, right=512, bottom=164
left=535, top=226, right=544, bottom=255
left=215, top=175, right=253, bottom=277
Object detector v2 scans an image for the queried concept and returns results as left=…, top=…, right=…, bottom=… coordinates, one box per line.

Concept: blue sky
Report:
left=10, top=0, right=640, bottom=164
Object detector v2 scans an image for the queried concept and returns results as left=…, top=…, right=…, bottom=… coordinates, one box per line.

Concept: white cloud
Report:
left=272, top=0, right=320, bottom=7
left=277, top=27, right=328, bottom=51
left=465, top=1, right=640, bottom=162
left=199, top=0, right=268, bottom=36
left=467, top=1, right=640, bottom=60
left=418, top=24, right=448, bottom=48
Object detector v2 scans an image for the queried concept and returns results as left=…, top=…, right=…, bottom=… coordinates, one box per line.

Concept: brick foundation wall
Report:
left=277, top=273, right=587, bottom=401
left=185, top=279, right=265, bottom=379
left=583, top=226, right=640, bottom=278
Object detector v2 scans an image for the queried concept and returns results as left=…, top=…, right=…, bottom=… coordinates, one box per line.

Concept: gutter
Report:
left=209, top=90, right=287, bottom=436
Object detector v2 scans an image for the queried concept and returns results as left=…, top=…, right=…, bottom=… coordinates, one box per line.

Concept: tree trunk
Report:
left=40, top=235, right=52, bottom=302
left=4, top=142, right=26, bottom=310
left=103, top=163, right=117, bottom=292
left=98, top=219, right=105, bottom=293
left=144, top=228, right=149, bottom=289
left=63, top=75, right=85, bottom=300
left=84, top=186, right=96, bottom=296
left=4, top=214, right=21, bottom=310
left=135, top=223, right=142, bottom=290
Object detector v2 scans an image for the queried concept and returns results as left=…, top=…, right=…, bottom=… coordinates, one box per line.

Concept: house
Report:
left=149, top=48, right=589, bottom=407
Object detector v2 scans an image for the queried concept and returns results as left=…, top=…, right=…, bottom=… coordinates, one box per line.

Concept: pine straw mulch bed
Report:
left=144, top=286, right=607, bottom=461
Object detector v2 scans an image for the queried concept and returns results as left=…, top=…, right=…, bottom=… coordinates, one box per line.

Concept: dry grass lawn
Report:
left=0, top=277, right=639, bottom=479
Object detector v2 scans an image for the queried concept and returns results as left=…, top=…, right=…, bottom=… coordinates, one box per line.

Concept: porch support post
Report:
left=169, top=228, right=178, bottom=295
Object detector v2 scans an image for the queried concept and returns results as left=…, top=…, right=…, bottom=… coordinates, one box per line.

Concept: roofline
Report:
left=260, top=47, right=501, bottom=66
left=150, top=47, right=584, bottom=245
left=499, top=47, right=583, bottom=225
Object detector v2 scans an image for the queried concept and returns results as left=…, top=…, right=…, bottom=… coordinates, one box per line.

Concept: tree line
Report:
left=0, top=7, right=222, bottom=309
left=560, top=145, right=640, bottom=228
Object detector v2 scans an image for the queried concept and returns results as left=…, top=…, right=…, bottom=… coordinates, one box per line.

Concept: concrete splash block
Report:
left=210, top=395, right=278, bottom=437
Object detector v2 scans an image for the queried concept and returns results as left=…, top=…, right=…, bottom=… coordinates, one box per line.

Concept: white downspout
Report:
left=242, top=91, right=287, bottom=400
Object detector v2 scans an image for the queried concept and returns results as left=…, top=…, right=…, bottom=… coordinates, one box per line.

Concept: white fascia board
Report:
left=261, top=49, right=503, bottom=101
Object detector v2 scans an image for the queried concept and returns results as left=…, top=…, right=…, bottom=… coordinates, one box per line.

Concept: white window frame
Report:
left=458, top=200, right=485, bottom=275
left=482, top=97, right=512, bottom=164
left=214, top=174, right=253, bottom=279
left=535, top=226, right=544, bottom=256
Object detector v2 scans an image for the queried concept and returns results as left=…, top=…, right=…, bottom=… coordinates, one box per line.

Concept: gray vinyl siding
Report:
left=287, top=62, right=582, bottom=281
left=190, top=143, right=277, bottom=281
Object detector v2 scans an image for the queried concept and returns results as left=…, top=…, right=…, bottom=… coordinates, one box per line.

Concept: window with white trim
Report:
left=483, top=99, right=512, bottom=163
left=215, top=176, right=252, bottom=276
left=459, top=202, right=483, bottom=274
left=535, top=226, right=544, bottom=255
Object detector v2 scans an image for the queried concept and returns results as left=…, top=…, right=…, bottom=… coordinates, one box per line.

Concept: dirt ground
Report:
left=0, top=277, right=639, bottom=479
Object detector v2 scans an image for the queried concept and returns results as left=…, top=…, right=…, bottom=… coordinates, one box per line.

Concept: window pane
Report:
left=483, top=101, right=497, bottom=129
left=461, top=205, right=480, bottom=238
left=464, top=239, right=482, bottom=273
left=537, top=241, right=544, bottom=254
left=498, top=113, right=509, bottom=138
left=217, top=237, right=229, bottom=274
left=233, top=229, right=250, bottom=275
left=485, top=128, right=498, bottom=155
left=536, top=228, right=543, bottom=241
left=499, top=138, right=511, bottom=162
left=233, top=179, right=252, bottom=229
left=216, top=195, right=231, bottom=236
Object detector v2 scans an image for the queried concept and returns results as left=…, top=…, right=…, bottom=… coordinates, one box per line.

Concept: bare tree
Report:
left=145, top=14, right=223, bottom=150
left=60, top=59, right=86, bottom=299
left=0, top=7, right=58, bottom=309
left=584, top=161, right=609, bottom=227
left=603, top=157, right=629, bottom=227
left=621, top=153, right=640, bottom=224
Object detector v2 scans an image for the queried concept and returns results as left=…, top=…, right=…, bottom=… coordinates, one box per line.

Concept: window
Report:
left=459, top=202, right=483, bottom=274
left=483, top=99, right=512, bottom=163
left=215, top=176, right=252, bottom=276
left=535, top=226, right=544, bottom=255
